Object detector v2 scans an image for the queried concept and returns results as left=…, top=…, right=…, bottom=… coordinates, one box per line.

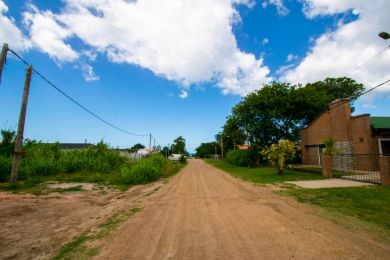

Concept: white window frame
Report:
left=378, top=138, right=390, bottom=155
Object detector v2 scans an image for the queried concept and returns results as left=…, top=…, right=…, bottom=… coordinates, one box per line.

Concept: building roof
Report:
left=370, top=117, right=390, bottom=130
left=58, top=143, right=95, bottom=149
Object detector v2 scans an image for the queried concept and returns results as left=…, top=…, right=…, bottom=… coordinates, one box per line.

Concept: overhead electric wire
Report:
left=328, top=78, right=390, bottom=111
left=8, top=47, right=150, bottom=137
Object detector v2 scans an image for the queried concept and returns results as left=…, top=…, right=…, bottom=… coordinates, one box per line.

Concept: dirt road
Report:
left=98, top=159, right=389, bottom=259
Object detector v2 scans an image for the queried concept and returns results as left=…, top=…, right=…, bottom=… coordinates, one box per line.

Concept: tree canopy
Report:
left=130, top=143, right=145, bottom=151
left=171, top=136, right=187, bottom=155
left=226, top=77, right=364, bottom=147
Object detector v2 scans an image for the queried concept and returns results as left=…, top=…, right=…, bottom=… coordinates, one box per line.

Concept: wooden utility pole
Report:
left=0, top=43, right=8, bottom=84
left=10, top=65, right=32, bottom=182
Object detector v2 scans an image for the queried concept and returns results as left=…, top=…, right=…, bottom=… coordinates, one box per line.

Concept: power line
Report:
left=7, top=48, right=150, bottom=137
left=329, top=78, right=390, bottom=111
left=351, top=44, right=390, bottom=75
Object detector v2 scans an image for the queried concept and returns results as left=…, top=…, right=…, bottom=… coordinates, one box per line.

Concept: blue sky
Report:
left=0, top=0, right=389, bottom=152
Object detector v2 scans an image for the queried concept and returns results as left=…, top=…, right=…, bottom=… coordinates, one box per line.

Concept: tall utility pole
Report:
left=10, top=65, right=33, bottom=182
left=149, top=133, right=152, bottom=151
left=0, top=43, right=8, bottom=84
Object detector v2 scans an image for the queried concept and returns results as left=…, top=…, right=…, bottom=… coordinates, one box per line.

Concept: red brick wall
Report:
left=301, top=99, right=379, bottom=165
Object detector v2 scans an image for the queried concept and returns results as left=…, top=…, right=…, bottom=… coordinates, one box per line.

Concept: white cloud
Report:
left=268, top=0, right=290, bottom=16
left=23, top=5, right=78, bottom=62
left=262, top=38, right=269, bottom=45
left=81, top=63, right=99, bottom=81
left=286, top=54, right=297, bottom=62
left=0, top=0, right=30, bottom=51
left=282, top=0, right=390, bottom=94
left=21, top=0, right=270, bottom=96
left=179, top=89, right=188, bottom=99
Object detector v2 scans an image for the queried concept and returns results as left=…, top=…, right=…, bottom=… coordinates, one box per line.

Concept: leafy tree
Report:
left=171, top=136, right=187, bottom=155
left=130, top=143, right=145, bottom=152
left=218, top=116, right=246, bottom=152
left=230, top=78, right=364, bottom=146
left=160, top=146, right=171, bottom=157
left=195, top=142, right=220, bottom=158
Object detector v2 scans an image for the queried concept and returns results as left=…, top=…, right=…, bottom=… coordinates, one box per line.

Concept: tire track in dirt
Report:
left=96, top=159, right=390, bottom=259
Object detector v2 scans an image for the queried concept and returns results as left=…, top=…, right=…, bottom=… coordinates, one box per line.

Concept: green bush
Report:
left=121, top=154, right=168, bottom=184
left=246, top=145, right=262, bottom=167
left=226, top=150, right=248, bottom=166
left=0, top=156, right=12, bottom=182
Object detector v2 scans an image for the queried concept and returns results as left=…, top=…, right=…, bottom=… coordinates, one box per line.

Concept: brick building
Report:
left=301, top=98, right=390, bottom=166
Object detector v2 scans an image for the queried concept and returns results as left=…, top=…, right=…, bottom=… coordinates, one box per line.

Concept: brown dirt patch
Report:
left=0, top=181, right=163, bottom=259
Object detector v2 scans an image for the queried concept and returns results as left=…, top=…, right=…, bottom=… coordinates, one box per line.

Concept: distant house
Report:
left=301, top=98, right=390, bottom=166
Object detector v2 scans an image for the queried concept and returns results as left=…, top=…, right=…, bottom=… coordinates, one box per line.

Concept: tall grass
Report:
left=121, top=154, right=165, bottom=184
left=0, top=141, right=125, bottom=182
left=0, top=140, right=184, bottom=186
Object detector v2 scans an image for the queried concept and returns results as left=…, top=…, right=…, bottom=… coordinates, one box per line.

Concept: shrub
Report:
left=122, top=159, right=161, bottom=184
left=226, top=150, right=248, bottom=166
left=246, top=145, right=262, bottom=167
left=261, top=139, right=298, bottom=175
left=0, top=156, right=12, bottom=182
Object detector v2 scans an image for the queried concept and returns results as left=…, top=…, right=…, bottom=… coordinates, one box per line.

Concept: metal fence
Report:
left=332, top=154, right=380, bottom=184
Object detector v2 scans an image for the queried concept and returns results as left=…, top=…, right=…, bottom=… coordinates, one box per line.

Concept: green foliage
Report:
left=130, top=143, right=145, bottom=152
left=322, top=138, right=336, bottom=155
left=220, top=116, right=246, bottom=152
left=246, top=145, right=262, bottom=167
left=195, top=142, right=220, bottom=158
left=206, top=159, right=323, bottom=184
left=121, top=154, right=164, bottom=184
left=171, top=136, right=187, bottom=155
left=228, top=77, right=364, bottom=147
left=0, top=156, right=12, bottom=182
left=1, top=129, right=16, bottom=146
left=226, top=150, right=248, bottom=166
left=261, top=140, right=298, bottom=175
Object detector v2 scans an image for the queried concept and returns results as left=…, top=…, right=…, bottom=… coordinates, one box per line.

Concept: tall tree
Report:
left=171, top=136, right=187, bottom=154
left=130, top=143, right=145, bottom=152
left=230, top=77, right=364, bottom=147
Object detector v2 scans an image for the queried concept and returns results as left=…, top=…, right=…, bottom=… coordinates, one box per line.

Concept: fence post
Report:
left=379, top=156, right=390, bottom=186
left=321, top=154, right=333, bottom=178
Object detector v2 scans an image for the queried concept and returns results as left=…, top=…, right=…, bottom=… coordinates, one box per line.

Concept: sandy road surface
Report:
left=98, top=159, right=390, bottom=259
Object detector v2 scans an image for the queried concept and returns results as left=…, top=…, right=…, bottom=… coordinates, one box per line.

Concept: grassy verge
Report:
left=205, top=159, right=323, bottom=184
left=161, top=160, right=186, bottom=178
left=284, top=186, right=390, bottom=241
left=53, top=208, right=141, bottom=260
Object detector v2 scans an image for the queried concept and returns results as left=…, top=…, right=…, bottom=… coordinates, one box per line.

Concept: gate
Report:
left=332, top=154, right=380, bottom=184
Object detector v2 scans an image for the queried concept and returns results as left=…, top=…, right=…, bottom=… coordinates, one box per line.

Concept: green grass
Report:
left=54, top=208, right=141, bottom=260
left=285, top=186, right=390, bottom=240
left=205, top=159, right=324, bottom=184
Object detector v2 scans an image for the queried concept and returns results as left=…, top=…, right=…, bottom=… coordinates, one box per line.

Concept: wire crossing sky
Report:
left=0, top=0, right=389, bottom=151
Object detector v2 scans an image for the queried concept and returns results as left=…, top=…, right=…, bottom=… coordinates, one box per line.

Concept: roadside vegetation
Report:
left=0, top=132, right=185, bottom=193
left=206, top=159, right=323, bottom=184
left=285, top=186, right=390, bottom=241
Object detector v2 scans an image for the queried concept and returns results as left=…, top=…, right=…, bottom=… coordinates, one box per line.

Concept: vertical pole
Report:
left=149, top=134, right=152, bottom=151
left=153, top=138, right=155, bottom=150
left=10, top=65, right=32, bottom=182
left=221, top=137, right=224, bottom=161
left=0, top=43, right=8, bottom=84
